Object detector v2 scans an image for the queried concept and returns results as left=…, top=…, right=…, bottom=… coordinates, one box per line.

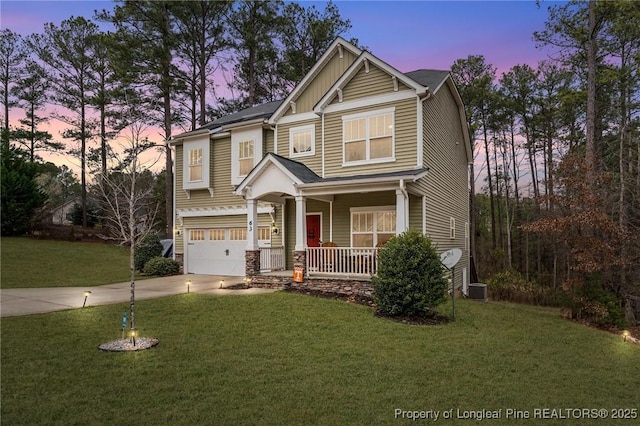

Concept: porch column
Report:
left=396, top=189, right=409, bottom=235
left=294, top=195, right=307, bottom=251
left=246, top=198, right=258, bottom=250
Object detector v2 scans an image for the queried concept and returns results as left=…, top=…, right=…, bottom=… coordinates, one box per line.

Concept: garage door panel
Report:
left=186, top=228, right=245, bottom=276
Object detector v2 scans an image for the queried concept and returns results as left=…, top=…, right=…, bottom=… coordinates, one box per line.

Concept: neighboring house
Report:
left=49, top=198, right=77, bottom=225
left=171, top=37, right=471, bottom=291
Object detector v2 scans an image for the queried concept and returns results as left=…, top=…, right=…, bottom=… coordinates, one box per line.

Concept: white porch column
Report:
left=396, top=189, right=408, bottom=235
left=295, top=195, right=307, bottom=251
left=247, top=198, right=258, bottom=250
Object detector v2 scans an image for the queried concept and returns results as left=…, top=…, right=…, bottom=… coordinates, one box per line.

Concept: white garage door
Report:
left=186, top=228, right=246, bottom=276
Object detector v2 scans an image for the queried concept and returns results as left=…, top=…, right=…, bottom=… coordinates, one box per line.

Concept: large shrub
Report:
left=487, top=270, right=569, bottom=307
left=372, top=229, right=447, bottom=317
left=134, top=233, right=163, bottom=272
left=143, top=256, right=180, bottom=276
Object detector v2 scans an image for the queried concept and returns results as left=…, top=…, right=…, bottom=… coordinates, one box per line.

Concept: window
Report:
left=188, top=148, right=202, bottom=182
left=238, top=140, right=254, bottom=177
left=231, top=126, right=263, bottom=185
left=289, top=125, right=315, bottom=157
left=351, top=208, right=396, bottom=247
left=182, top=137, right=210, bottom=191
left=343, top=108, right=394, bottom=165
left=450, top=217, right=456, bottom=239
left=209, top=229, right=225, bottom=241
left=190, top=229, right=205, bottom=241
left=229, top=228, right=247, bottom=241
left=258, top=227, right=271, bottom=241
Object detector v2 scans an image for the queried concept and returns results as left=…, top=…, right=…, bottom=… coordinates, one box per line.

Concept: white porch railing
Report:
left=307, top=247, right=379, bottom=276
left=260, top=246, right=285, bottom=272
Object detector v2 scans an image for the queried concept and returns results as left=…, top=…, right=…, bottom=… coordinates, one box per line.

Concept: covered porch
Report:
left=235, top=153, right=428, bottom=280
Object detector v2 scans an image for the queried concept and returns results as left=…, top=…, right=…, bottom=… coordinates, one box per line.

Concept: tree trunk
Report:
left=483, top=118, right=497, bottom=249
left=586, top=0, right=599, bottom=181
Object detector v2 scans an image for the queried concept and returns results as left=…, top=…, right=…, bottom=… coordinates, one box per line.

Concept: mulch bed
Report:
left=284, top=287, right=449, bottom=326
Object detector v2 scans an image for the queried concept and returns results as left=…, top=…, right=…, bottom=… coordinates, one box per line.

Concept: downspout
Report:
left=329, top=200, right=333, bottom=242
left=321, top=112, right=325, bottom=178
left=399, top=178, right=409, bottom=231
left=272, top=124, right=277, bottom=154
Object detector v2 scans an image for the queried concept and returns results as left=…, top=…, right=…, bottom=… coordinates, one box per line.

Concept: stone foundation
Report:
left=175, top=253, right=184, bottom=274
left=250, top=273, right=373, bottom=299
left=293, top=251, right=306, bottom=277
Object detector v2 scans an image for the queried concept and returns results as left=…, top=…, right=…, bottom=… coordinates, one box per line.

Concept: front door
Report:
left=306, top=214, right=321, bottom=247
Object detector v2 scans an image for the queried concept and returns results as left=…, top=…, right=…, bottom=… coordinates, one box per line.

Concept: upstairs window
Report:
left=188, top=148, right=202, bottom=182
left=290, top=124, right=315, bottom=157
left=231, top=127, right=263, bottom=185
left=238, top=140, right=254, bottom=177
left=343, top=108, right=394, bottom=165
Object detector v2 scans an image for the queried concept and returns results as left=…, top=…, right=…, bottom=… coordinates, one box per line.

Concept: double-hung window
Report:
left=188, top=148, right=202, bottom=182
left=343, top=108, right=394, bottom=165
left=238, top=140, right=254, bottom=177
left=351, top=208, right=396, bottom=247
left=289, top=125, right=315, bottom=157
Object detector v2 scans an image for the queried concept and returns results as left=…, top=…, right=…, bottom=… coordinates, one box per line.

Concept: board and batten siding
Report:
left=286, top=49, right=358, bottom=116
left=323, top=97, right=418, bottom=177
left=418, top=82, right=470, bottom=288
left=337, top=63, right=410, bottom=103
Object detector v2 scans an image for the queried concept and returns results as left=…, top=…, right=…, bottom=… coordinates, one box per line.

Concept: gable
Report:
left=333, top=63, right=411, bottom=105
left=287, top=48, right=358, bottom=116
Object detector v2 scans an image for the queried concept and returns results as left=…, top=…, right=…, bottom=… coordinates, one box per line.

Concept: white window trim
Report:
left=231, top=126, right=263, bottom=185
left=350, top=206, right=395, bottom=247
left=342, top=107, right=395, bottom=167
left=450, top=217, right=456, bottom=239
left=289, top=124, right=315, bottom=158
left=182, top=137, right=211, bottom=195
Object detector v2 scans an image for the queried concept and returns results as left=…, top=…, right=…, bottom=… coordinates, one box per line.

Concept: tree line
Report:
left=1, top=0, right=355, bottom=236
left=451, top=0, right=639, bottom=323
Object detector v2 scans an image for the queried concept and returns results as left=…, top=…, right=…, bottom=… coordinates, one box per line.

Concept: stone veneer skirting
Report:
left=251, top=274, right=373, bottom=299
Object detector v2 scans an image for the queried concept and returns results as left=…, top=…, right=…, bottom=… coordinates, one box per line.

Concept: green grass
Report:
left=2, top=294, right=638, bottom=425
left=0, top=237, right=140, bottom=288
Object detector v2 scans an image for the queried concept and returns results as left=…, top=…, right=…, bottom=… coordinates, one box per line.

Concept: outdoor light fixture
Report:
left=82, top=291, right=92, bottom=308
left=186, top=280, right=192, bottom=293
left=220, top=279, right=224, bottom=289
left=622, top=330, right=631, bottom=342
left=130, top=329, right=137, bottom=346
left=245, top=277, right=251, bottom=287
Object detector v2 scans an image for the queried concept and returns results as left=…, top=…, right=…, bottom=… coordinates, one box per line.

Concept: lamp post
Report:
left=186, top=280, right=191, bottom=293
left=622, top=330, right=631, bottom=342
left=220, top=279, right=224, bottom=289
left=83, top=291, right=92, bottom=308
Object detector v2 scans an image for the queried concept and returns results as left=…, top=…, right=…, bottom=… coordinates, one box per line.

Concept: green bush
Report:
left=134, top=233, right=163, bottom=272
left=143, top=256, right=180, bottom=276
left=372, top=229, right=447, bottom=318
left=486, top=270, right=569, bottom=307
left=572, top=279, right=627, bottom=328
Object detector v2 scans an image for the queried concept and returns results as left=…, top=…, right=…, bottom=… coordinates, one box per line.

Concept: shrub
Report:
left=134, top=233, right=163, bottom=272
left=143, top=256, right=180, bottom=276
left=570, top=279, right=627, bottom=328
left=372, top=229, right=447, bottom=318
left=486, top=270, right=569, bottom=307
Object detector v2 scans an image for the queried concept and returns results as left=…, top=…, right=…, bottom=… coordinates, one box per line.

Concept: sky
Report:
left=0, top=0, right=566, bottom=175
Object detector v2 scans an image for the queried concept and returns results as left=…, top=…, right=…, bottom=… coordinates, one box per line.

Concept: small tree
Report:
left=372, top=229, right=448, bottom=318
left=134, top=232, right=163, bottom=272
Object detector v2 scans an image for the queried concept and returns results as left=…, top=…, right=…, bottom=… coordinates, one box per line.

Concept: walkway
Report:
left=0, top=275, right=276, bottom=317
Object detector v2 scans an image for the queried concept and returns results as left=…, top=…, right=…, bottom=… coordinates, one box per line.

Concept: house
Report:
left=171, top=37, right=471, bottom=294
left=49, top=198, right=77, bottom=225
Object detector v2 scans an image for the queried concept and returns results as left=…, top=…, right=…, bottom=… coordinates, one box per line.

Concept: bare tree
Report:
left=94, top=103, right=160, bottom=332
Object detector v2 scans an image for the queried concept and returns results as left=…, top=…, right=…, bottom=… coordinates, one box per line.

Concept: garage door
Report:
left=186, top=228, right=246, bottom=276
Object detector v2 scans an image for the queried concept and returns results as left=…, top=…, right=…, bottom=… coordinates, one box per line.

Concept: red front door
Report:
left=306, top=214, right=321, bottom=247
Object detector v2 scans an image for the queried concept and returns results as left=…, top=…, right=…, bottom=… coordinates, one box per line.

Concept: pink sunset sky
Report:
left=1, top=0, right=566, bottom=183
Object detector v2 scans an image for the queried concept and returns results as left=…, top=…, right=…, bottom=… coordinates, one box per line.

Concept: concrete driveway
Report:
left=0, top=275, right=276, bottom=318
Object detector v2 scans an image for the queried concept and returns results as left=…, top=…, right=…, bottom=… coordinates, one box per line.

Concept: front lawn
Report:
left=0, top=237, right=138, bottom=288
left=1, top=293, right=638, bottom=424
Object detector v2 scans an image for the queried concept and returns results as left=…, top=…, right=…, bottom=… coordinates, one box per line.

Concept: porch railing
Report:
left=260, top=246, right=285, bottom=272
left=307, top=247, right=379, bottom=276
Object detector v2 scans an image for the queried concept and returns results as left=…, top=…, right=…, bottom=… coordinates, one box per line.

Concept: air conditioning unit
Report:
left=468, top=283, right=487, bottom=302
